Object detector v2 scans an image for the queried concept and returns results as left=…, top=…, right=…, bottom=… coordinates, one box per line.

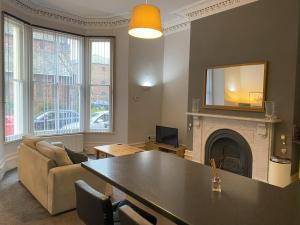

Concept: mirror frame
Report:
left=203, top=61, right=268, bottom=112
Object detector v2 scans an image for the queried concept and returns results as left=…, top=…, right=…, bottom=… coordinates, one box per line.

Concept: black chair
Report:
left=75, top=180, right=114, bottom=225
left=75, top=180, right=157, bottom=225
left=119, top=205, right=154, bottom=225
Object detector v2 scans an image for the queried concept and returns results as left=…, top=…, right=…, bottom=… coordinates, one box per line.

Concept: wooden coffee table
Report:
left=94, top=144, right=143, bottom=159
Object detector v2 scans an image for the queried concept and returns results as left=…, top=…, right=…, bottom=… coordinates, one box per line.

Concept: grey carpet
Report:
left=0, top=169, right=126, bottom=225
left=0, top=169, right=84, bottom=225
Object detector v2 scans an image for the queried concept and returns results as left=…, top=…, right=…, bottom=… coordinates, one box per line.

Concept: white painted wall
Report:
left=128, top=37, right=164, bottom=143
left=161, top=30, right=191, bottom=145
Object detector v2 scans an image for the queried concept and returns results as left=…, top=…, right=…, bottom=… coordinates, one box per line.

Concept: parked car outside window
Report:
left=62, top=111, right=109, bottom=131
left=34, top=110, right=79, bottom=131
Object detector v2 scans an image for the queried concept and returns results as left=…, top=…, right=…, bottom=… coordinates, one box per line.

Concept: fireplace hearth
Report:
left=205, top=129, right=253, bottom=178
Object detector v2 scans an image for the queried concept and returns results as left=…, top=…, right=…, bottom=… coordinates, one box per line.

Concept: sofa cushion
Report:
left=36, top=141, right=73, bottom=166
left=65, top=147, right=88, bottom=164
left=22, top=135, right=43, bottom=149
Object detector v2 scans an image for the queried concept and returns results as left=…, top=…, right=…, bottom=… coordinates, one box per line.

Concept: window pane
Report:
left=90, top=86, right=111, bottom=130
left=91, top=41, right=111, bottom=85
left=57, top=85, right=81, bottom=132
left=89, top=39, right=112, bottom=132
left=4, top=17, right=25, bottom=142
left=32, top=31, right=56, bottom=78
left=33, top=83, right=56, bottom=134
left=32, top=29, right=83, bottom=135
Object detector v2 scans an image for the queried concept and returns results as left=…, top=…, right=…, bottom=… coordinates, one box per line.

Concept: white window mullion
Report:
left=55, top=33, right=59, bottom=134
left=85, top=39, right=92, bottom=132
left=24, top=23, right=32, bottom=135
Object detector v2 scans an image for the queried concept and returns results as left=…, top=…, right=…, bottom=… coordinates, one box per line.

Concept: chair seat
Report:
left=119, top=205, right=154, bottom=225
left=113, top=200, right=157, bottom=225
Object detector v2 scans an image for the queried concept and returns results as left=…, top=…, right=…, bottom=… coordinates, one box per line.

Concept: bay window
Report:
left=3, top=14, right=114, bottom=140
left=4, top=16, right=26, bottom=142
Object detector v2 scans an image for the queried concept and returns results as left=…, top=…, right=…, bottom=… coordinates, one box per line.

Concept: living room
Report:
left=0, top=0, right=300, bottom=225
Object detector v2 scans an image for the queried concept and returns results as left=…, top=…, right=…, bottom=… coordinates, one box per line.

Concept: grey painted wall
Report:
left=188, top=0, right=300, bottom=159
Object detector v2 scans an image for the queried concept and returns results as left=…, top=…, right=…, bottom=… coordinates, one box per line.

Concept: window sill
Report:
left=3, top=130, right=115, bottom=144
left=4, top=139, right=23, bottom=145
left=84, top=131, right=115, bottom=135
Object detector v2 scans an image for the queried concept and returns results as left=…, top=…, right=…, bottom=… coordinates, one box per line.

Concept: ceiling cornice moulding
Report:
left=174, top=0, right=258, bottom=22
left=4, top=0, right=258, bottom=33
left=164, top=20, right=191, bottom=35
left=5, top=0, right=129, bottom=28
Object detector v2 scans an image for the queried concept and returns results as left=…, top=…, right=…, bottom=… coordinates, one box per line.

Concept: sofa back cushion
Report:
left=36, top=141, right=73, bottom=166
left=22, top=135, right=44, bottom=149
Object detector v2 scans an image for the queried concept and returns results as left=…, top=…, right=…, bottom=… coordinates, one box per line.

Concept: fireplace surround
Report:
left=188, top=113, right=281, bottom=182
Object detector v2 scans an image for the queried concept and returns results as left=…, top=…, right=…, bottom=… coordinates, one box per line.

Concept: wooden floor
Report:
left=0, top=169, right=125, bottom=225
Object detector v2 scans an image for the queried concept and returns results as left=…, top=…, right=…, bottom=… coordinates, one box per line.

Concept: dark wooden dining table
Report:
left=82, top=150, right=300, bottom=225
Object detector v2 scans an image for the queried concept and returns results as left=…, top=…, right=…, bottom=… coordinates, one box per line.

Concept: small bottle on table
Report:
left=210, top=159, right=222, bottom=193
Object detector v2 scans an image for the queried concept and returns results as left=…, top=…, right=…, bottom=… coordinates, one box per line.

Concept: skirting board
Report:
left=0, top=152, right=18, bottom=181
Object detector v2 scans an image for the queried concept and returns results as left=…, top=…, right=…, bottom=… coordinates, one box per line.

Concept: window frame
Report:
left=31, top=27, right=85, bottom=136
left=86, top=37, right=115, bottom=133
left=2, top=12, right=116, bottom=141
left=2, top=15, right=29, bottom=143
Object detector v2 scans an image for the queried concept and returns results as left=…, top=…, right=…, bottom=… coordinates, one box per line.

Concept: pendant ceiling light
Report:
left=128, top=0, right=163, bottom=39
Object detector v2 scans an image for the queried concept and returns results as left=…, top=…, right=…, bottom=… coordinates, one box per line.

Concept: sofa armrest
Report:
left=18, top=143, right=56, bottom=210
left=48, top=164, right=108, bottom=215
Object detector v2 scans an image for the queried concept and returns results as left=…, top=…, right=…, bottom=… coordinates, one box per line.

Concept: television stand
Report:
left=144, top=141, right=186, bottom=158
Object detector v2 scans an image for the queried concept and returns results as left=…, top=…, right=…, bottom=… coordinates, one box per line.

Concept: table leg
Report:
left=96, top=151, right=100, bottom=159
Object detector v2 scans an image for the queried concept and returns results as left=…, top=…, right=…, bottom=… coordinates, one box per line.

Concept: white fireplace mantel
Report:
left=186, top=112, right=281, bottom=124
left=186, top=112, right=281, bottom=182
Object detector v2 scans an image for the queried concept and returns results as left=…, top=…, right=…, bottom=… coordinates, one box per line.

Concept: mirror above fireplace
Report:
left=203, top=62, right=267, bottom=112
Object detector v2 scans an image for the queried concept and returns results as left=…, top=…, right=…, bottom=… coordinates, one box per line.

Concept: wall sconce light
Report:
left=141, top=85, right=152, bottom=91
left=140, top=80, right=155, bottom=90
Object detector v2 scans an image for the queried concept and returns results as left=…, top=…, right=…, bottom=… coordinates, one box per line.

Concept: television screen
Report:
left=156, top=126, right=178, bottom=147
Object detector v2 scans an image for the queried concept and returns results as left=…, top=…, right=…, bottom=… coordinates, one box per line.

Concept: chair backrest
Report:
left=75, top=180, right=114, bottom=225
left=119, top=205, right=153, bottom=225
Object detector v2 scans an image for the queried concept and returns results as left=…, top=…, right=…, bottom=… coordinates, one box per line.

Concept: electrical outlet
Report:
left=281, top=148, right=287, bottom=155
left=133, top=96, right=140, bottom=102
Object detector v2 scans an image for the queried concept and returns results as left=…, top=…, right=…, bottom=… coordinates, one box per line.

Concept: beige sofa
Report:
left=18, top=138, right=108, bottom=215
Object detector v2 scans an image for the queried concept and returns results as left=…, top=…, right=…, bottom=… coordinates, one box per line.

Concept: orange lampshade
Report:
left=128, top=4, right=163, bottom=39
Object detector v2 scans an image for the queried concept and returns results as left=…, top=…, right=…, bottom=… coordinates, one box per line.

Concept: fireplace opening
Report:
left=205, top=129, right=252, bottom=178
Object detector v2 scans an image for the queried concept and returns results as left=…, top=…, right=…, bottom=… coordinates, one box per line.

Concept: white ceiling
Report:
left=29, top=0, right=201, bottom=22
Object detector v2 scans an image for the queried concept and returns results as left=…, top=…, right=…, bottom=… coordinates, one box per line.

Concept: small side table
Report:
left=93, top=144, right=143, bottom=159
